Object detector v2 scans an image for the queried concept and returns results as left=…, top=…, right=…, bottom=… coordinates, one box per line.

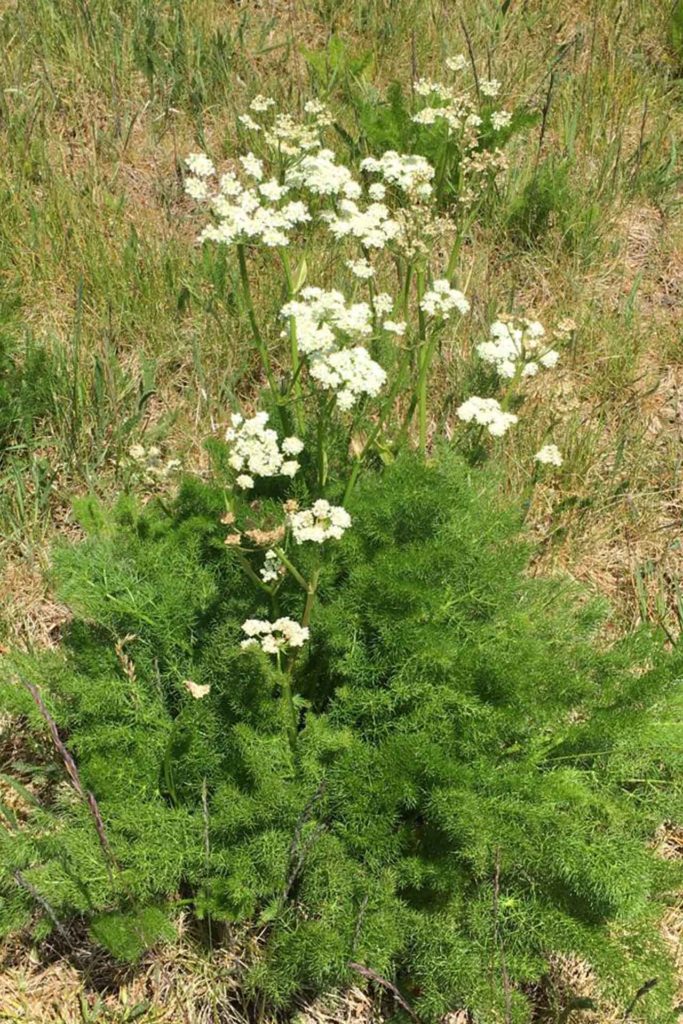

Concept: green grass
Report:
left=0, top=0, right=681, bottom=1016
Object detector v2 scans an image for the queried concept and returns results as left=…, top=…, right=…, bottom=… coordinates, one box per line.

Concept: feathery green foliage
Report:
left=1, top=451, right=680, bottom=1021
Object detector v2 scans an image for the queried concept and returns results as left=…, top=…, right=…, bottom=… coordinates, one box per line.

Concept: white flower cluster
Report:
left=280, top=287, right=373, bottom=356
left=446, top=54, right=468, bottom=72
left=491, top=110, right=512, bottom=131
left=534, top=444, right=563, bottom=467
left=347, top=257, right=375, bottom=279
left=288, top=500, right=351, bottom=544
left=309, top=346, right=387, bottom=411
left=241, top=617, right=309, bottom=654
left=321, top=198, right=401, bottom=249
left=128, top=444, right=181, bottom=482
left=280, top=288, right=386, bottom=410
left=420, top=279, right=470, bottom=319
left=480, top=78, right=501, bottom=98
left=260, top=549, right=283, bottom=583
left=226, top=413, right=303, bottom=487
left=360, top=151, right=435, bottom=199
left=184, top=153, right=311, bottom=248
left=456, top=396, right=518, bottom=436
left=476, top=317, right=559, bottom=379
left=286, top=148, right=361, bottom=198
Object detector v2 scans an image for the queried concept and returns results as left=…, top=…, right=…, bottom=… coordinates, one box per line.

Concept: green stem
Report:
left=279, top=669, right=298, bottom=752
left=342, top=342, right=415, bottom=504
left=416, top=268, right=429, bottom=455
left=237, top=243, right=280, bottom=404
left=280, top=250, right=305, bottom=433
left=234, top=550, right=271, bottom=593
left=274, top=547, right=309, bottom=592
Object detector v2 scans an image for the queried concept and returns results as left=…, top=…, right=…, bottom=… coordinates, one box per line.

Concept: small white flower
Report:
left=282, top=436, right=304, bottom=456
left=184, top=176, right=209, bottom=201
left=241, top=617, right=309, bottom=654
left=240, top=152, right=264, bottom=180
left=260, top=549, right=283, bottom=583
left=238, top=113, right=261, bottom=131
left=540, top=349, right=560, bottom=368
left=259, top=179, right=289, bottom=202
left=374, top=292, right=394, bottom=315
left=346, top=257, right=375, bottom=280
left=420, top=280, right=470, bottom=319
left=227, top=413, right=302, bottom=482
left=534, top=444, right=563, bottom=467
left=360, top=150, right=435, bottom=197
left=446, top=54, right=468, bottom=72
left=480, top=78, right=501, bottom=98
left=383, top=319, right=406, bottom=335
left=186, top=152, right=215, bottom=177
left=289, top=500, right=351, bottom=544
left=368, top=183, right=386, bottom=200
left=491, top=110, right=512, bottom=131
left=456, top=396, right=518, bottom=437
left=250, top=95, right=275, bottom=112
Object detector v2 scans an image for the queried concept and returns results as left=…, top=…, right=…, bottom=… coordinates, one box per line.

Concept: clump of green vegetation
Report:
left=1, top=452, right=680, bottom=1022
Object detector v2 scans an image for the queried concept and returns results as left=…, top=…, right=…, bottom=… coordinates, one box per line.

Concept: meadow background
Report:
left=0, top=0, right=681, bottom=1019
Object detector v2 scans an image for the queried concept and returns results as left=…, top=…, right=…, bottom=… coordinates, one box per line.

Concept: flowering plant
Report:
left=0, top=68, right=680, bottom=1024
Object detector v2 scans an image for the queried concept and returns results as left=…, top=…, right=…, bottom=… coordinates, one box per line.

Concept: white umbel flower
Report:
left=446, top=54, right=468, bottom=72
left=186, top=152, right=215, bottom=177
left=477, top=317, right=558, bottom=379
left=491, top=110, right=512, bottom=131
left=420, top=279, right=470, bottom=319
left=534, top=444, right=563, bottom=467
left=280, top=287, right=373, bottom=357
left=480, top=78, right=501, bottom=97
left=226, top=412, right=303, bottom=481
left=288, top=500, right=351, bottom=544
left=241, top=617, right=309, bottom=653
left=346, top=257, right=375, bottom=279
left=260, top=549, right=283, bottom=583
left=360, top=150, right=435, bottom=198
left=309, top=346, right=386, bottom=410
left=456, top=396, right=518, bottom=436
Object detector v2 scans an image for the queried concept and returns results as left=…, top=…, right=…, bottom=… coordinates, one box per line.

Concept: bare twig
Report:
left=348, top=962, right=420, bottom=1022
left=459, top=16, right=480, bottom=100
left=622, top=977, right=658, bottom=1020
left=23, top=681, right=117, bottom=875
left=14, top=870, right=70, bottom=942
